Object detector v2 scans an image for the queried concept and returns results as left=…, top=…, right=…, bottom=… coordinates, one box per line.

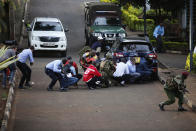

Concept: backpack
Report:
left=165, top=75, right=178, bottom=89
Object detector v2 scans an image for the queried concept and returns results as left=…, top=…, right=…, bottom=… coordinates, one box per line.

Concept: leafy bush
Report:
left=0, top=46, right=18, bottom=71
left=100, top=0, right=118, bottom=3
left=185, top=54, right=196, bottom=72
left=150, top=40, right=189, bottom=53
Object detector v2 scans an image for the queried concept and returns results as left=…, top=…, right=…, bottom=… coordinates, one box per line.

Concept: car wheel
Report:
left=61, top=50, right=67, bottom=57
left=152, top=70, right=158, bottom=80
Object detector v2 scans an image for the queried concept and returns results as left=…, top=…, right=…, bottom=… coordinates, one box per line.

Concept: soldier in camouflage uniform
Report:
left=159, top=72, right=189, bottom=111
left=100, top=52, right=116, bottom=88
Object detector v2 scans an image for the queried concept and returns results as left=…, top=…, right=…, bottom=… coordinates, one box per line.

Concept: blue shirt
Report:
left=46, top=60, right=62, bottom=73
left=91, top=41, right=102, bottom=50
left=18, top=49, right=34, bottom=63
left=153, top=25, right=164, bottom=38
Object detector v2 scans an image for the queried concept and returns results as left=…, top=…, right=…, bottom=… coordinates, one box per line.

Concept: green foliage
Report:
left=0, top=0, right=21, bottom=33
left=122, top=8, right=154, bottom=32
left=100, top=0, right=119, bottom=4
left=185, top=54, right=196, bottom=72
left=127, top=4, right=142, bottom=16
left=0, top=46, right=18, bottom=71
left=151, top=40, right=189, bottom=53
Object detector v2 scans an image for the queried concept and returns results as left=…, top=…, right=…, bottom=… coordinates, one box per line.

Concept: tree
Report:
left=0, top=0, right=7, bottom=33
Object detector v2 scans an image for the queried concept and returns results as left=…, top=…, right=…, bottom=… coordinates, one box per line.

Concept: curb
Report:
left=0, top=85, right=15, bottom=131
left=0, top=1, right=29, bottom=130
left=158, top=62, right=196, bottom=112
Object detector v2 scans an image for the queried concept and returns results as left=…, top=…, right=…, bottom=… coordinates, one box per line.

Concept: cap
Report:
left=182, top=72, right=189, bottom=77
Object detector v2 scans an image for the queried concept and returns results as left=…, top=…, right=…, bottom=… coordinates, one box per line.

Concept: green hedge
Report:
left=151, top=40, right=189, bottom=53
left=122, top=9, right=154, bottom=31
left=185, top=54, right=196, bottom=72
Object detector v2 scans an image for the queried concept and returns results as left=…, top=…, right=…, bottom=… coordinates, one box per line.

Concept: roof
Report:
left=35, top=17, right=60, bottom=22
left=120, top=37, right=150, bottom=43
left=84, top=1, right=118, bottom=8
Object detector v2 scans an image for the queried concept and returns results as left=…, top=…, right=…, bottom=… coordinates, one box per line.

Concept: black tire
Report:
left=61, top=50, right=67, bottom=57
left=152, top=70, right=158, bottom=80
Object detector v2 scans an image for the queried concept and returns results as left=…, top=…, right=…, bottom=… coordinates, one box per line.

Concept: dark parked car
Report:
left=110, top=37, right=158, bottom=80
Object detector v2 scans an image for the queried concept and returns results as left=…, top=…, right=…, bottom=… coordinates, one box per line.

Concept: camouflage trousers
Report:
left=101, top=72, right=117, bottom=87
left=163, top=88, right=184, bottom=106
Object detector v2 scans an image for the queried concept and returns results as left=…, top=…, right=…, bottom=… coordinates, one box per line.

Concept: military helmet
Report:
left=105, top=52, right=113, bottom=59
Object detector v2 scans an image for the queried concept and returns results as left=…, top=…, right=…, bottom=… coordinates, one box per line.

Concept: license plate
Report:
left=135, top=57, right=140, bottom=63
left=106, top=38, right=116, bottom=41
left=43, top=43, right=55, bottom=46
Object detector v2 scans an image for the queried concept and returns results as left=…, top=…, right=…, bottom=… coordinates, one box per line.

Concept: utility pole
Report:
left=189, top=0, right=193, bottom=72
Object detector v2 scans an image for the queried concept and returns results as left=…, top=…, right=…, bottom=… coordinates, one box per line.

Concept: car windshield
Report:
left=119, top=43, right=151, bottom=52
left=93, top=16, right=120, bottom=26
left=33, top=21, right=63, bottom=31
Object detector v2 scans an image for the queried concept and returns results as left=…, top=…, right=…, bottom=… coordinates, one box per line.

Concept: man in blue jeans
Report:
left=0, top=45, right=17, bottom=88
left=45, top=58, right=78, bottom=92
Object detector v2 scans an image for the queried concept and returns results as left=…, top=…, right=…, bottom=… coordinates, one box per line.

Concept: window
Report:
left=93, top=16, right=120, bottom=26
left=120, top=43, right=151, bottom=52
left=33, top=21, right=63, bottom=31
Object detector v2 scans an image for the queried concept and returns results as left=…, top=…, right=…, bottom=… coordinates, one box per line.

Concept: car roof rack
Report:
left=84, top=1, right=119, bottom=8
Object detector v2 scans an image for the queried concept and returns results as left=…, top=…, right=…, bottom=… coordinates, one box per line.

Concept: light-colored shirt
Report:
left=18, top=49, right=34, bottom=63
left=113, top=62, right=129, bottom=77
left=46, top=60, right=62, bottom=73
left=153, top=25, right=164, bottom=38
left=126, top=60, right=136, bottom=73
left=194, top=46, right=196, bottom=54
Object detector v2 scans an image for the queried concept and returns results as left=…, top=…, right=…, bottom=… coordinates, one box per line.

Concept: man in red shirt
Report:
left=83, top=61, right=102, bottom=90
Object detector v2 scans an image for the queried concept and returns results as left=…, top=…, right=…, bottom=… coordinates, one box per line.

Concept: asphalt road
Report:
left=9, top=0, right=196, bottom=131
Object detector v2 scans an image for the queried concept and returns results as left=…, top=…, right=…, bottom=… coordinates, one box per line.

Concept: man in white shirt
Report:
left=113, top=58, right=129, bottom=86
left=153, top=23, right=164, bottom=53
left=126, top=57, right=141, bottom=83
left=16, top=46, right=34, bottom=89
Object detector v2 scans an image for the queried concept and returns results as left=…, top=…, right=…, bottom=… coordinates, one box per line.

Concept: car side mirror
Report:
left=65, top=28, right=69, bottom=32
left=27, top=27, right=32, bottom=31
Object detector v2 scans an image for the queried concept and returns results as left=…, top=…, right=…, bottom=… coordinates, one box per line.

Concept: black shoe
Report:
left=47, top=87, right=53, bottom=91
left=120, top=81, right=125, bottom=86
left=24, top=82, right=34, bottom=87
left=159, top=103, right=165, bottom=111
left=88, top=87, right=95, bottom=90
left=178, top=107, right=187, bottom=112
left=18, top=86, right=25, bottom=89
left=60, top=88, right=68, bottom=92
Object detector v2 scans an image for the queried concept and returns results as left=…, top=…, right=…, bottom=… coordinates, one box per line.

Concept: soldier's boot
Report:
left=178, top=106, right=187, bottom=112
left=159, top=102, right=165, bottom=111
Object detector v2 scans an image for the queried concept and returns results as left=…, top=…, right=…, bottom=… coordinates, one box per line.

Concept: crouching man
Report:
left=83, top=61, right=102, bottom=90
left=45, top=58, right=78, bottom=92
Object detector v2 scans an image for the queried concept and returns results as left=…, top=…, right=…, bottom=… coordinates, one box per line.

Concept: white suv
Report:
left=28, top=17, right=68, bottom=56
